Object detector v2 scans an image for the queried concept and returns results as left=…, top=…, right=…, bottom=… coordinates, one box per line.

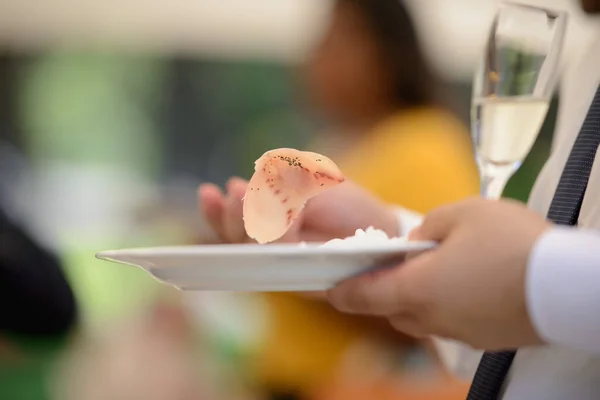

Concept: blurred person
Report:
left=199, top=0, right=478, bottom=399
left=305, top=0, right=479, bottom=210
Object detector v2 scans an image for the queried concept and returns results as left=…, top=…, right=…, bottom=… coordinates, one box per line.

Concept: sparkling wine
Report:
left=472, top=96, right=549, bottom=165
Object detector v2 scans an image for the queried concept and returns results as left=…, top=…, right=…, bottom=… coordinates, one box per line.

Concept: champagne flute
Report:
left=471, top=2, right=567, bottom=199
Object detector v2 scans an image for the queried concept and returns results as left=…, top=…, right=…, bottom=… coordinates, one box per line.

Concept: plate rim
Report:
left=96, top=240, right=437, bottom=261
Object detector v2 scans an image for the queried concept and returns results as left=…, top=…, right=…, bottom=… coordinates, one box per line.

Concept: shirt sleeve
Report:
left=526, top=227, right=600, bottom=354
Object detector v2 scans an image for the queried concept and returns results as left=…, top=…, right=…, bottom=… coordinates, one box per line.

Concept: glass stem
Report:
left=479, top=163, right=518, bottom=200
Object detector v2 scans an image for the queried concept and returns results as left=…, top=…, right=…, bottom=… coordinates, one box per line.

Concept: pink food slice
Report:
left=243, top=148, right=345, bottom=243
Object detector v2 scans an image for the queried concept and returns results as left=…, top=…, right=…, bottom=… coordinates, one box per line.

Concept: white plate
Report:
left=96, top=241, right=436, bottom=292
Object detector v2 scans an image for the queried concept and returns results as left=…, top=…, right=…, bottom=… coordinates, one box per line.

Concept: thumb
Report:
left=409, top=202, right=466, bottom=242
left=222, top=177, right=250, bottom=243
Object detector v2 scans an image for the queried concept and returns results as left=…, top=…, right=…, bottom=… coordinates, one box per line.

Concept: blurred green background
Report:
left=0, top=50, right=558, bottom=400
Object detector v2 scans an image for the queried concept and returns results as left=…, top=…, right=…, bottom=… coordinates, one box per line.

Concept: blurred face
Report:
left=580, top=0, right=600, bottom=13
left=305, top=2, right=394, bottom=128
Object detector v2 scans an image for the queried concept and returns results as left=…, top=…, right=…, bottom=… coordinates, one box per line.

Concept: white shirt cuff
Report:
left=393, top=207, right=423, bottom=237
left=527, top=227, right=600, bottom=354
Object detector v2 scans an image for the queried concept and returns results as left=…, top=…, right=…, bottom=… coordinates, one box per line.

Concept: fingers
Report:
left=326, top=257, right=438, bottom=337
left=222, top=178, right=249, bottom=243
left=388, top=312, right=428, bottom=339
left=328, top=262, right=416, bottom=317
left=409, top=199, right=476, bottom=242
left=300, top=291, right=328, bottom=301
left=409, top=205, right=458, bottom=242
left=199, top=177, right=249, bottom=243
left=327, top=251, right=436, bottom=319
left=198, top=183, right=226, bottom=239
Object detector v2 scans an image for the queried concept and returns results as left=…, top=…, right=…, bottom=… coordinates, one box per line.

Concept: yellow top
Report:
left=253, top=108, right=480, bottom=396
left=339, top=107, right=480, bottom=212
